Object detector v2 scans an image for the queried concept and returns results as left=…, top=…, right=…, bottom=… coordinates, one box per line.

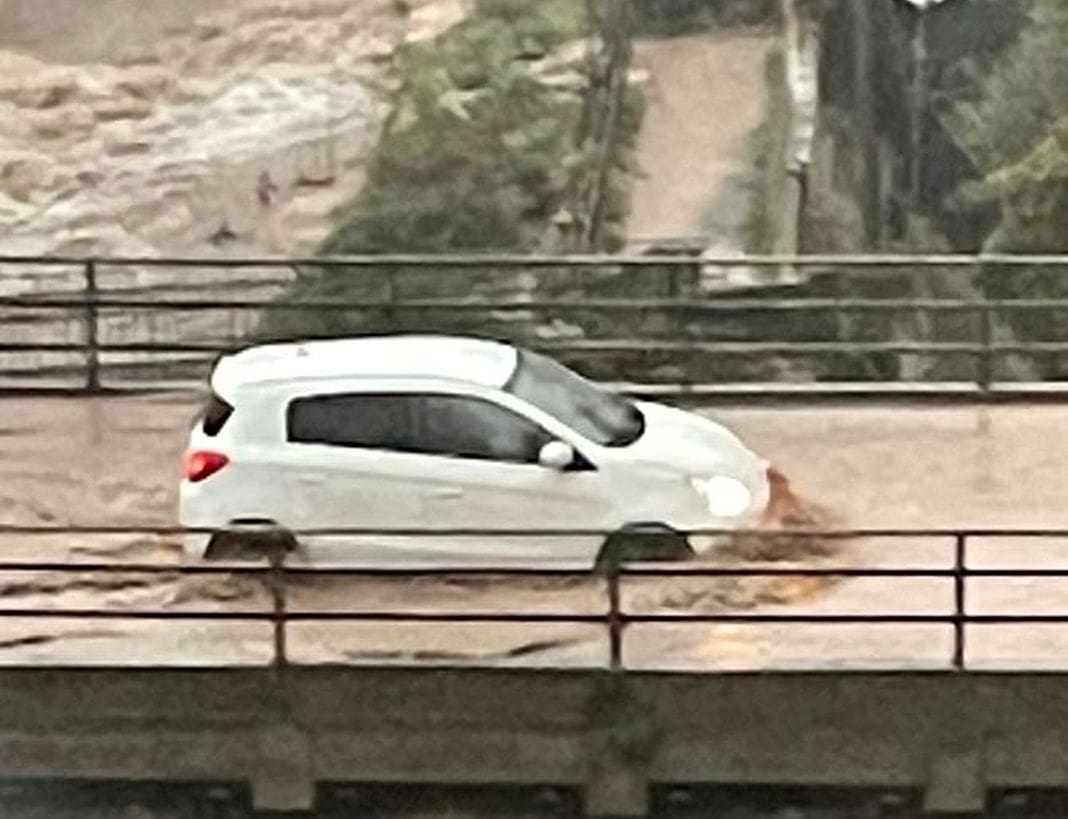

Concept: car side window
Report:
left=418, top=395, right=552, bottom=464
left=287, top=394, right=417, bottom=451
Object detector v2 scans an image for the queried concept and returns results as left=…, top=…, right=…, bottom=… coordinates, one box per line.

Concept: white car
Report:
left=180, top=335, right=772, bottom=565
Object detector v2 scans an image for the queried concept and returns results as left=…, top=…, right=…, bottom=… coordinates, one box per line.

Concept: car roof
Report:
left=211, top=335, right=519, bottom=398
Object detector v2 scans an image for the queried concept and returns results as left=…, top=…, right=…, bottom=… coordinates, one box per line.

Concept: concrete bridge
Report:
left=3, top=666, right=1067, bottom=815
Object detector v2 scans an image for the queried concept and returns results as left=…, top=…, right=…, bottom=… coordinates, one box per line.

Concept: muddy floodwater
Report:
left=2, top=395, right=1068, bottom=669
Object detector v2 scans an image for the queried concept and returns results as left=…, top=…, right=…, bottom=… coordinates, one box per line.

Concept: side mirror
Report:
left=538, top=440, right=575, bottom=470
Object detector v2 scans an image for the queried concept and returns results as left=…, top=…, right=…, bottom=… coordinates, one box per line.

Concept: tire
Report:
left=595, top=523, right=693, bottom=572
left=204, top=522, right=298, bottom=562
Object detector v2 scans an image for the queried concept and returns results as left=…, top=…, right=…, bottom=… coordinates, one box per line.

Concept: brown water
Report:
left=1, top=396, right=1067, bottom=669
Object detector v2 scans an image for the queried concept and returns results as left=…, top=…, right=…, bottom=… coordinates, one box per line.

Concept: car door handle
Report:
left=298, top=475, right=325, bottom=486
left=432, top=487, right=464, bottom=499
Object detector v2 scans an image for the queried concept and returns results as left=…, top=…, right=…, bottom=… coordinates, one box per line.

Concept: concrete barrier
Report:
left=4, top=667, right=1068, bottom=815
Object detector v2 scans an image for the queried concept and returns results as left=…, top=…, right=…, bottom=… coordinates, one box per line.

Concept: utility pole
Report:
left=567, top=0, right=634, bottom=253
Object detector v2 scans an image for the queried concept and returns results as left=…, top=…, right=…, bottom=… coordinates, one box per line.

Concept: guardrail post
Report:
left=383, top=265, right=397, bottom=328
left=976, top=262, right=993, bottom=393
left=952, top=533, right=967, bottom=671
left=665, top=260, right=681, bottom=300
left=607, top=560, right=624, bottom=672
left=84, top=259, right=100, bottom=392
left=269, top=547, right=288, bottom=669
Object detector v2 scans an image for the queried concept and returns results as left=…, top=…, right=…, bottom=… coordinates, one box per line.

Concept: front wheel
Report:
left=595, top=523, right=693, bottom=573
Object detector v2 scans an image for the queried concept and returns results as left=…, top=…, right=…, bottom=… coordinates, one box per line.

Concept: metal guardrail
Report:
left=4, top=253, right=1068, bottom=397
left=4, top=525, right=1068, bottom=671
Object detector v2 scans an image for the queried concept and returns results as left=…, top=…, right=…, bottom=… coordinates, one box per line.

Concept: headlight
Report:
left=690, top=475, right=752, bottom=517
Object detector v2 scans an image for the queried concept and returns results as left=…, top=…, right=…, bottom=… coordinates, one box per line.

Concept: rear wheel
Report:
left=595, top=523, right=693, bottom=572
left=205, top=522, right=297, bottom=561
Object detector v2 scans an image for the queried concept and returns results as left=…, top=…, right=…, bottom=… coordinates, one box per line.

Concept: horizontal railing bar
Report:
left=547, top=340, right=986, bottom=353
left=8, top=296, right=1068, bottom=312
left=0, top=561, right=271, bottom=575
left=0, top=560, right=593, bottom=576
left=4, top=609, right=1068, bottom=625
left=5, top=525, right=1068, bottom=537
left=0, top=609, right=276, bottom=620
left=5, top=340, right=1068, bottom=356
left=4, top=253, right=1068, bottom=268
left=619, top=614, right=1068, bottom=624
left=0, top=342, right=227, bottom=354
left=0, top=562, right=970, bottom=578
left=9, top=381, right=1068, bottom=403
left=0, top=609, right=606, bottom=623
left=2, top=561, right=1068, bottom=579
left=281, top=611, right=609, bottom=623
left=2, top=341, right=1058, bottom=355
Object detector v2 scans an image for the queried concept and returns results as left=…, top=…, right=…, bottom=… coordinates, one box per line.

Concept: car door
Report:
left=412, top=393, right=613, bottom=562
left=281, top=392, right=431, bottom=562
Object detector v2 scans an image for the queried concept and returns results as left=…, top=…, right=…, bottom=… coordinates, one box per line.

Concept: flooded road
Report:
left=2, top=396, right=1068, bottom=669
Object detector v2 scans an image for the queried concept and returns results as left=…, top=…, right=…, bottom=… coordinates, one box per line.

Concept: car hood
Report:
left=620, top=401, right=768, bottom=482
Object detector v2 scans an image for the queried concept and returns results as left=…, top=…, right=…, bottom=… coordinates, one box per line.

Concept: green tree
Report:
left=951, top=0, right=1068, bottom=253
left=946, top=0, right=1068, bottom=368
left=322, top=0, right=590, bottom=256
left=262, top=0, right=643, bottom=343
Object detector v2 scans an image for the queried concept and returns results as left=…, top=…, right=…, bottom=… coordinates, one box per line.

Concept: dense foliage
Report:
left=321, top=0, right=590, bottom=256
left=951, top=0, right=1068, bottom=253
left=263, top=0, right=646, bottom=342
left=946, top=0, right=1068, bottom=361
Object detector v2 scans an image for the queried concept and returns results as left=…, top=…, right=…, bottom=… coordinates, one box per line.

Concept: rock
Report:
left=528, top=39, right=590, bottom=76
left=405, top=0, right=472, bottom=44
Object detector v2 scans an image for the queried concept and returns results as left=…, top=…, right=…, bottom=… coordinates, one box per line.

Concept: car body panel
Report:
left=179, top=337, right=772, bottom=565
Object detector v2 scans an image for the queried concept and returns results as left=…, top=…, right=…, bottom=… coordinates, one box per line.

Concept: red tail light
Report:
left=184, top=450, right=229, bottom=483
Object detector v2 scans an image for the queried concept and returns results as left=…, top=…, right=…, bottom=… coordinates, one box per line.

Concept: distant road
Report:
left=626, top=32, right=772, bottom=250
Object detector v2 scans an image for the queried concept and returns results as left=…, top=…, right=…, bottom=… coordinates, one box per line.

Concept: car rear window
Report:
left=201, top=394, right=234, bottom=437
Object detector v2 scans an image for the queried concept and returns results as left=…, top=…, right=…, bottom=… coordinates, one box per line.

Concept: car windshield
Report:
left=505, top=350, right=644, bottom=447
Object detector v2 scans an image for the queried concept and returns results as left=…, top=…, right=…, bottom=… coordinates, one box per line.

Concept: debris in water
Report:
left=725, top=465, right=842, bottom=562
